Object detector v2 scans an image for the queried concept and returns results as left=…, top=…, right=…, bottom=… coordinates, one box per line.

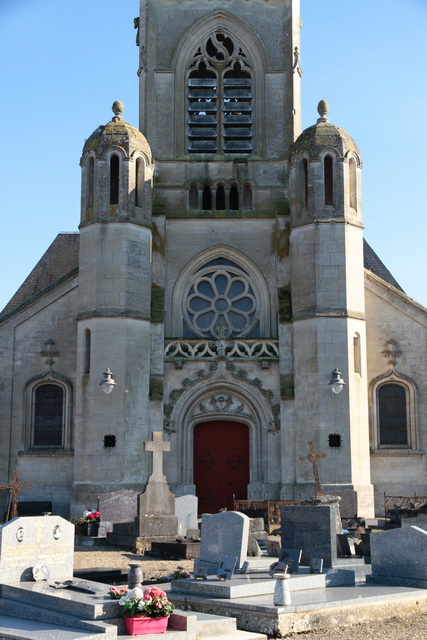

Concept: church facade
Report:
left=1, top=0, right=426, bottom=519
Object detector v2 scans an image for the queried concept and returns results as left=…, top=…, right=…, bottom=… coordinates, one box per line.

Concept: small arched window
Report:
left=243, top=183, right=252, bottom=211
left=189, top=182, right=199, bottom=209
left=349, top=157, right=357, bottom=210
left=216, top=183, right=226, bottom=210
left=110, top=154, right=120, bottom=205
left=202, top=184, right=212, bottom=210
left=84, top=328, right=91, bottom=375
left=353, top=332, right=361, bottom=375
left=135, top=157, right=144, bottom=208
left=33, top=384, right=64, bottom=448
left=301, top=158, right=308, bottom=208
left=378, top=383, right=408, bottom=446
left=87, top=157, right=94, bottom=209
left=324, top=155, right=334, bottom=206
left=230, top=183, right=239, bottom=210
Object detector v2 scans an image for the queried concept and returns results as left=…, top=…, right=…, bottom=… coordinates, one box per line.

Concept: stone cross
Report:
left=144, top=431, right=170, bottom=482
left=0, top=468, right=33, bottom=521
left=300, top=441, right=327, bottom=497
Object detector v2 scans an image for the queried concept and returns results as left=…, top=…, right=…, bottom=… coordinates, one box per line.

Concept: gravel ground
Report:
left=74, top=545, right=427, bottom=638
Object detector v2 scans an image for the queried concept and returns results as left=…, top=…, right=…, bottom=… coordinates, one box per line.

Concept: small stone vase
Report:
left=128, top=562, right=144, bottom=589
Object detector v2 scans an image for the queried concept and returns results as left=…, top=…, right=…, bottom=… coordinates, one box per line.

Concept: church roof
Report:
left=0, top=233, right=405, bottom=321
left=363, top=239, right=404, bottom=293
left=0, top=233, right=79, bottom=320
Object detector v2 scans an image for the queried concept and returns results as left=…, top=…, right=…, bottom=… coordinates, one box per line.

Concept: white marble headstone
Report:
left=175, top=495, right=198, bottom=536
left=0, top=516, right=74, bottom=583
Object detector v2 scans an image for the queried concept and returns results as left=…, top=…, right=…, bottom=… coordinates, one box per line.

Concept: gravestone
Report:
left=369, top=525, right=427, bottom=588
left=336, top=533, right=352, bottom=557
left=175, top=495, right=198, bottom=537
left=0, top=516, right=74, bottom=583
left=281, top=504, right=338, bottom=568
left=402, top=515, right=427, bottom=529
left=98, top=489, right=138, bottom=537
left=135, top=431, right=178, bottom=551
left=199, top=511, right=249, bottom=574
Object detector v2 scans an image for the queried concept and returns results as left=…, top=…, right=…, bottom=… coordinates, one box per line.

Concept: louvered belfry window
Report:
left=187, top=32, right=252, bottom=155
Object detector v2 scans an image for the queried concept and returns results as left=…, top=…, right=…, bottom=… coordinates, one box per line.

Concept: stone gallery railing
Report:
left=164, top=339, right=279, bottom=361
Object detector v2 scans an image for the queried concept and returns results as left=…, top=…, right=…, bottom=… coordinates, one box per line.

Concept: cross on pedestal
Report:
left=0, top=468, right=33, bottom=521
left=144, top=431, right=170, bottom=482
left=300, top=441, right=327, bottom=497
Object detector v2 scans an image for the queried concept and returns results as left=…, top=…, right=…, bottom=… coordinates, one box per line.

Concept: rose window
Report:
left=184, top=261, right=259, bottom=338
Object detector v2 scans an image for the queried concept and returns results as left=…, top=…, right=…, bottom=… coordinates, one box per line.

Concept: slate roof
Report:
left=0, top=233, right=80, bottom=320
left=363, top=239, right=404, bottom=293
left=0, top=232, right=405, bottom=322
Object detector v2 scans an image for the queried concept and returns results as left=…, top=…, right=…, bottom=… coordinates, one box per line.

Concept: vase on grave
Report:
left=87, top=522, right=99, bottom=537
left=125, top=615, right=169, bottom=636
left=127, top=562, right=144, bottom=589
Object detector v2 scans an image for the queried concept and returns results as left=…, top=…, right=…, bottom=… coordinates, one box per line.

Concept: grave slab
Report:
left=0, top=516, right=74, bottom=583
left=369, top=525, right=427, bottom=587
left=175, top=495, right=198, bottom=537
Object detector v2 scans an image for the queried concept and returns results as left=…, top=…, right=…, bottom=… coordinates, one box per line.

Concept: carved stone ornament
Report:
left=164, top=362, right=280, bottom=434
left=382, top=340, right=402, bottom=366
left=16, top=527, right=25, bottom=542
left=53, top=525, right=61, bottom=540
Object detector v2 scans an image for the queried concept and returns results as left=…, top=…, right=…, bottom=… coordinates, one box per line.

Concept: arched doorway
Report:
left=194, top=420, right=249, bottom=513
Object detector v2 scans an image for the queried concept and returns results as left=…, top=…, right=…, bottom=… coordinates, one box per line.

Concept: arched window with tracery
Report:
left=187, top=32, right=252, bottom=155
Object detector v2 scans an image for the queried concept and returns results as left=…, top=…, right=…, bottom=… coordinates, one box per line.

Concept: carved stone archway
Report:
left=165, top=362, right=279, bottom=490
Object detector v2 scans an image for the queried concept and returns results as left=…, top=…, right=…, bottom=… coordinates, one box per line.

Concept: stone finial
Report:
left=112, top=100, right=125, bottom=121
left=317, top=99, right=329, bottom=123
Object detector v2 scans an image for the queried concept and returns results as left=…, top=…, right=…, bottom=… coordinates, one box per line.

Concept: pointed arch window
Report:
left=371, top=372, right=418, bottom=452
left=187, top=32, right=253, bottom=155
left=25, top=374, right=73, bottom=452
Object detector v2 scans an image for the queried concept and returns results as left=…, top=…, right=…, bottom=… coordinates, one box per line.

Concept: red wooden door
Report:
left=194, top=420, right=249, bottom=514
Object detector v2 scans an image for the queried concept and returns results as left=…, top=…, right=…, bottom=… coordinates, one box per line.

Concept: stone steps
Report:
left=0, top=614, right=105, bottom=640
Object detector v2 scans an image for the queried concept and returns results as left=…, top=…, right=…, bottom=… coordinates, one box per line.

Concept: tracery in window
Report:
left=183, top=258, right=259, bottom=339
left=187, top=32, right=252, bottom=155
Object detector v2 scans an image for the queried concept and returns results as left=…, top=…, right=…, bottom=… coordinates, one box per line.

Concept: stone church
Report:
left=1, top=0, right=426, bottom=520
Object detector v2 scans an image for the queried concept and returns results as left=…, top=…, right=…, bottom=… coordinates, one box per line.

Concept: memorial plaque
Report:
left=279, top=548, right=302, bottom=573
left=310, top=557, right=324, bottom=573
left=217, top=555, right=237, bottom=580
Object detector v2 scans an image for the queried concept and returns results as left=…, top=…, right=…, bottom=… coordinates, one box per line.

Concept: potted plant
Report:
left=119, top=586, right=175, bottom=636
left=83, top=508, right=100, bottom=536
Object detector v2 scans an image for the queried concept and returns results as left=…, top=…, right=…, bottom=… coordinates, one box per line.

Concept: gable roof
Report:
left=0, top=233, right=80, bottom=320
left=0, top=232, right=405, bottom=322
left=363, top=239, right=404, bottom=293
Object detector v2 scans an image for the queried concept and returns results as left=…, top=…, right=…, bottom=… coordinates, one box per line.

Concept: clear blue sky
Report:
left=1, top=0, right=426, bottom=311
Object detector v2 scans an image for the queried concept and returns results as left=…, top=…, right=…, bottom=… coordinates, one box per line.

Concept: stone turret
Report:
left=71, top=103, right=155, bottom=514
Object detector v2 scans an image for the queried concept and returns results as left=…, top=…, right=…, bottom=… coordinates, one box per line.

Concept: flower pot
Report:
left=125, top=615, right=169, bottom=636
left=87, top=522, right=99, bottom=536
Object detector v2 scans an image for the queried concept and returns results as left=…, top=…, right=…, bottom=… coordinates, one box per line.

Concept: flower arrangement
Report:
left=119, top=587, right=175, bottom=618
left=171, top=566, right=192, bottom=580
left=109, top=586, right=129, bottom=600
left=83, top=508, right=100, bottom=522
